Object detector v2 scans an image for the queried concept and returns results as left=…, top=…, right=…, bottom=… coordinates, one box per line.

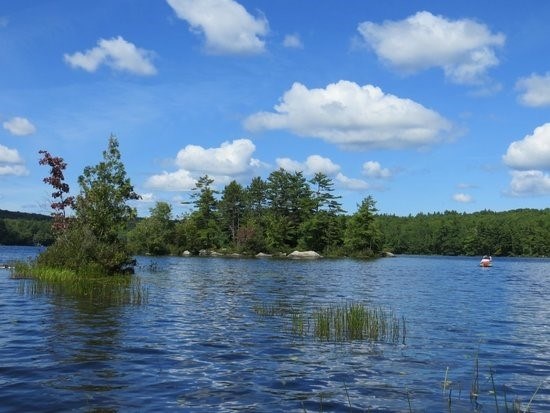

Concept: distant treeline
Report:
left=0, top=209, right=53, bottom=246
left=1, top=206, right=548, bottom=257
left=378, top=209, right=549, bottom=257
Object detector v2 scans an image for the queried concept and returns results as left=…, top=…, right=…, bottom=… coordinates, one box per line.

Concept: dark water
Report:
left=1, top=246, right=549, bottom=412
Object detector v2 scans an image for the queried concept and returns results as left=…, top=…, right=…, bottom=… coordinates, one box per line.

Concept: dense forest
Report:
left=0, top=209, right=53, bottom=246
left=3, top=175, right=548, bottom=258
left=378, top=209, right=550, bottom=257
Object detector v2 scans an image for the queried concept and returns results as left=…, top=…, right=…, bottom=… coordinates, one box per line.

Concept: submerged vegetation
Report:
left=13, top=261, right=148, bottom=305
left=254, top=301, right=405, bottom=344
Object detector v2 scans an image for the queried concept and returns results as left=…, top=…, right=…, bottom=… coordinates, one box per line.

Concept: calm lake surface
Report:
left=1, top=246, right=549, bottom=412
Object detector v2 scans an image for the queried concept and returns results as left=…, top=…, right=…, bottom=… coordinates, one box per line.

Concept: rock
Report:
left=182, top=250, right=191, bottom=256
left=287, top=250, right=322, bottom=259
left=255, top=252, right=272, bottom=258
left=382, top=251, right=396, bottom=257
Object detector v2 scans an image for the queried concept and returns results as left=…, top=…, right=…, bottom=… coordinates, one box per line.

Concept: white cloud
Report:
left=64, top=36, right=157, bottom=75
left=502, top=123, right=550, bottom=170
left=0, top=165, right=28, bottom=176
left=146, top=139, right=262, bottom=192
left=305, top=155, right=340, bottom=175
left=167, top=0, right=268, bottom=55
left=0, top=144, right=23, bottom=163
left=3, top=117, right=36, bottom=136
left=176, top=139, right=258, bottom=175
left=276, top=157, right=304, bottom=173
left=145, top=169, right=196, bottom=191
left=335, top=173, right=370, bottom=191
left=0, top=144, right=28, bottom=176
left=516, top=72, right=550, bottom=107
left=358, top=11, right=505, bottom=85
left=362, top=161, right=391, bottom=178
left=245, top=80, right=452, bottom=150
left=453, top=193, right=473, bottom=203
left=283, top=34, right=303, bottom=49
left=507, top=170, right=550, bottom=196
left=137, top=193, right=156, bottom=202
left=276, top=155, right=341, bottom=176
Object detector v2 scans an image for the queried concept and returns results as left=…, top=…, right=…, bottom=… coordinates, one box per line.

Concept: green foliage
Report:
left=128, top=202, right=174, bottom=255
left=38, top=135, right=140, bottom=275
left=378, top=208, right=550, bottom=256
left=1, top=218, right=53, bottom=246
left=13, top=262, right=148, bottom=305
left=344, top=196, right=382, bottom=257
left=218, top=180, right=246, bottom=243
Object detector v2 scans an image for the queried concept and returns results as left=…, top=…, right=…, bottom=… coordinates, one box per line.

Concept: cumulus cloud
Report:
left=502, top=123, right=550, bottom=170
left=358, top=11, right=505, bottom=85
left=335, top=173, right=369, bottom=191
left=0, top=165, right=28, bottom=176
left=176, top=139, right=259, bottom=175
left=507, top=170, right=550, bottom=196
left=245, top=80, right=452, bottom=150
left=453, top=193, right=473, bottom=203
left=145, top=169, right=196, bottom=191
left=64, top=36, right=157, bottom=75
left=283, top=34, right=303, bottom=49
left=0, top=144, right=23, bottom=164
left=137, top=193, right=156, bottom=203
left=146, top=139, right=262, bottom=192
left=167, top=0, right=268, bottom=55
left=0, top=144, right=28, bottom=176
left=362, top=161, right=391, bottom=178
left=274, top=155, right=371, bottom=191
left=276, top=154, right=341, bottom=176
left=516, top=72, right=550, bottom=107
left=2, top=117, right=36, bottom=136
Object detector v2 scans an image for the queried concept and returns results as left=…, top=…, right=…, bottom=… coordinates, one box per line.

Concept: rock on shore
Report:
left=287, top=250, right=322, bottom=259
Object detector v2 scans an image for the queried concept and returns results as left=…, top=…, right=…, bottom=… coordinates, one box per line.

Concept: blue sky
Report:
left=1, top=0, right=550, bottom=217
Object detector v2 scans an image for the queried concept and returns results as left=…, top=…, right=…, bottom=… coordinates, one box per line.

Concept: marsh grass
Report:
left=311, top=303, right=405, bottom=343
left=12, top=262, right=148, bottom=306
left=441, top=353, right=545, bottom=413
left=254, top=300, right=406, bottom=344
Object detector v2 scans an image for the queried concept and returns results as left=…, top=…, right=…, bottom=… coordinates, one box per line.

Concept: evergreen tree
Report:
left=344, top=196, right=382, bottom=256
left=38, top=135, right=140, bottom=274
left=189, top=175, right=222, bottom=250
left=218, top=180, right=246, bottom=244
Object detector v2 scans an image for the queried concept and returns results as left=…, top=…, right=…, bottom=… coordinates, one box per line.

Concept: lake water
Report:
left=1, top=246, right=549, bottom=412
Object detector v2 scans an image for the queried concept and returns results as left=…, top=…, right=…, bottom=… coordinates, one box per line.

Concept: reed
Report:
left=443, top=356, right=545, bottom=413
left=254, top=300, right=406, bottom=344
left=12, top=262, right=148, bottom=305
left=311, top=302, right=405, bottom=343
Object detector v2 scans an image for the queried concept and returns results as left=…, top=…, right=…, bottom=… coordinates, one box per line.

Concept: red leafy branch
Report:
left=39, top=150, right=75, bottom=233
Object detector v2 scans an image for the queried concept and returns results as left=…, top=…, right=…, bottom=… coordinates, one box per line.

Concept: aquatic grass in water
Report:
left=12, top=262, right=148, bottom=306
left=254, top=300, right=406, bottom=344
left=439, top=354, right=546, bottom=413
left=312, top=303, right=405, bottom=343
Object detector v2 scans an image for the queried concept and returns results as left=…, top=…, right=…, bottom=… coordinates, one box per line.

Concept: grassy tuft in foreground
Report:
left=254, top=301, right=405, bottom=344
left=12, top=262, right=148, bottom=306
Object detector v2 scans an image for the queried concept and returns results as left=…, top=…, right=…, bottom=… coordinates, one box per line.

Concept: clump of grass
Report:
left=311, top=303, right=405, bottom=343
left=254, top=300, right=406, bottom=344
left=12, top=262, right=148, bottom=306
